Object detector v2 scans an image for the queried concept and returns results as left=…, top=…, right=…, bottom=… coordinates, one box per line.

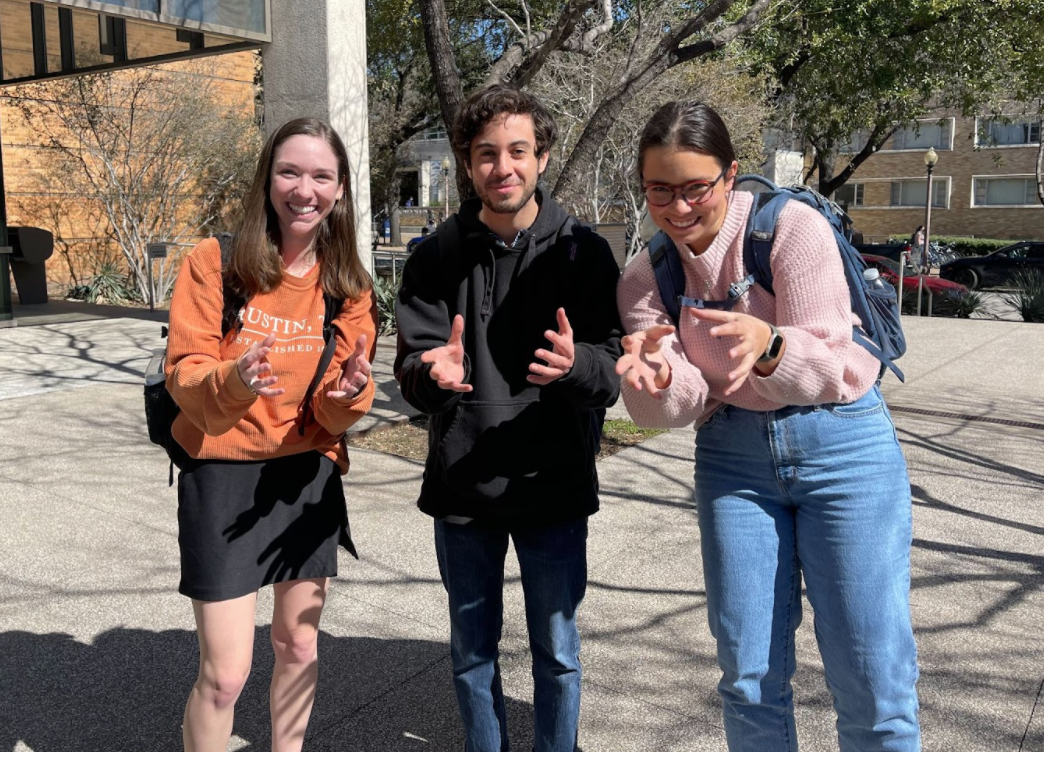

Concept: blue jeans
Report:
left=694, top=385, right=920, bottom=751
left=434, top=517, right=588, bottom=751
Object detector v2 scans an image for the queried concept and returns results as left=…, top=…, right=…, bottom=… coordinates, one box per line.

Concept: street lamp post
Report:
left=919, top=146, right=938, bottom=316
left=441, top=156, right=451, bottom=219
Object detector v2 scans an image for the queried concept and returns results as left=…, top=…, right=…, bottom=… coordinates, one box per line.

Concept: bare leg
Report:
left=183, top=593, right=258, bottom=751
left=270, top=578, right=329, bottom=751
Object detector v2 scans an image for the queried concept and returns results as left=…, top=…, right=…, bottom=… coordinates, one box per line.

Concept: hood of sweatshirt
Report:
left=452, top=187, right=573, bottom=319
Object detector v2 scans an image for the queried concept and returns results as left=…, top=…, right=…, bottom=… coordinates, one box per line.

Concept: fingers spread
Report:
left=645, top=324, right=677, bottom=341
left=449, top=314, right=465, bottom=344
left=689, top=307, right=733, bottom=322
left=528, top=361, right=565, bottom=378
left=533, top=348, right=571, bottom=369
left=556, top=307, right=572, bottom=336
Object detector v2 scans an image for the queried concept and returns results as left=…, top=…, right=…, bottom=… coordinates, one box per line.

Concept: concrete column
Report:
left=419, top=160, right=431, bottom=208
left=262, top=0, right=372, bottom=274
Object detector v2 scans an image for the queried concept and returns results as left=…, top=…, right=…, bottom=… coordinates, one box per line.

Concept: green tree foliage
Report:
left=745, top=0, right=1044, bottom=194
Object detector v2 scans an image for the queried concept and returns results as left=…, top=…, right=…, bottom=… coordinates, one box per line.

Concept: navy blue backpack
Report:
left=648, top=174, right=906, bottom=381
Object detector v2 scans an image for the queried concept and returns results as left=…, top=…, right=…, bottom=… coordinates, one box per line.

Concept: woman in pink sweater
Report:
left=616, top=101, right=920, bottom=751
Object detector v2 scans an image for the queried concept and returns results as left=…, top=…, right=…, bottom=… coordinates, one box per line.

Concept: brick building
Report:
left=0, top=50, right=256, bottom=291
left=832, top=111, right=1044, bottom=243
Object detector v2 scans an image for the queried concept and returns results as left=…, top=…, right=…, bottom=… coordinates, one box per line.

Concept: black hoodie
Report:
left=393, top=191, right=624, bottom=527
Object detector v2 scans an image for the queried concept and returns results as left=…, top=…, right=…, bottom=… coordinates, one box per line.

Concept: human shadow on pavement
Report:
left=0, top=627, right=534, bottom=751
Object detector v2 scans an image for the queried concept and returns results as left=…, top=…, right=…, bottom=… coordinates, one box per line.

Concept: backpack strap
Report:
left=650, top=230, right=754, bottom=324
left=741, top=190, right=791, bottom=297
left=649, top=231, right=686, bottom=327
left=435, top=215, right=460, bottom=311
left=298, top=293, right=346, bottom=436
left=217, top=232, right=246, bottom=337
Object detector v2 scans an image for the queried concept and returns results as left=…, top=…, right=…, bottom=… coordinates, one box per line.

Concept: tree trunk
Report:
left=418, top=0, right=469, bottom=198
left=816, top=124, right=899, bottom=197
left=1036, top=116, right=1044, bottom=206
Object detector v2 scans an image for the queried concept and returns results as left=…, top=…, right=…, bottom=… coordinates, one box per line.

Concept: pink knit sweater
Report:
left=617, top=190, right=880, bottom=430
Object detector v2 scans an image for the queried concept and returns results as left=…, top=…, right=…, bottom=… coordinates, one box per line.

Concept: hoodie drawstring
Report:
left=480, top=246, right=497, bottom=319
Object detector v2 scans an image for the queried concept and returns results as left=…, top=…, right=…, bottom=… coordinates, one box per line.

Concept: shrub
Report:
left=932, top=290, right=987, bottom=319
left=901, top=288, right=986, bottom=318
left=66, top=261, right=141, bottom=304
left=373, top=275, right=400, bottom=336
left=1001, top=269, right=1044, bottom=323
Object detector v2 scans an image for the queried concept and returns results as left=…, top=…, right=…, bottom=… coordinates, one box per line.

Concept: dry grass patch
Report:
left=349, top=417, right=665, bottom=461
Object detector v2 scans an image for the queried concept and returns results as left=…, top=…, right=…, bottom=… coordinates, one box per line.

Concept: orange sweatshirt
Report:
left=165, top=238, right=378, bottom=473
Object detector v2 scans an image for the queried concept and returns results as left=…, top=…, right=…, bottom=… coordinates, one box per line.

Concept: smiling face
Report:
left=269, top=134, right=345, bottom=248
left=466, top=113, right=549, bottom=220
left=641, top=146, right=737, bottom=255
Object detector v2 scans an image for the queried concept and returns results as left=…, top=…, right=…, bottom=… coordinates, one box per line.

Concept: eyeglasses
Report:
left=643, top=166, right=728, bottom=207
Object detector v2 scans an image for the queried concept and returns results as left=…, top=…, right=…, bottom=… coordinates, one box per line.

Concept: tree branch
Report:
left=487, top=0, right=597, bottom=87
left=486, top=0, right=527, bottom=42
left=674, top=0, right=776, bottom=64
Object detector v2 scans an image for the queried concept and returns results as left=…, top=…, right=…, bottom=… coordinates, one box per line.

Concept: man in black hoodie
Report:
left=394, top=85, right=623, bottom=751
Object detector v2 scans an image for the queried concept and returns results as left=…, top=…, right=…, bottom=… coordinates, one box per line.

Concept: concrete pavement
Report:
left=0, top=305, right=1042, bottom=751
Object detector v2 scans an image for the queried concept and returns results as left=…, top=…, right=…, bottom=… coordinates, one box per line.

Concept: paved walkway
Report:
left=0, top=305, right=1042, bottom=751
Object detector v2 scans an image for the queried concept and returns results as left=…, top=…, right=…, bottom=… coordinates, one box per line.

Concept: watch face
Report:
left=762, top=330, right=783, bottom=361
left=768, top=334, right=783, bottom=359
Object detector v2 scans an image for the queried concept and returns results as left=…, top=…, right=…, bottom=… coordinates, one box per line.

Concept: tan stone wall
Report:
left=842, top=112, right=1044, bottom=242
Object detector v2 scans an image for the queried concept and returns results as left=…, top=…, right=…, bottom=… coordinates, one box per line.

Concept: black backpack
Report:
left=649, top=174, right=906, bottom=381
left=144, top=234, right=344, bottom=482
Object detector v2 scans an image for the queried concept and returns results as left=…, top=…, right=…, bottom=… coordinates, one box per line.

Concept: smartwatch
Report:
left=757, top=324, right=784, bottom=364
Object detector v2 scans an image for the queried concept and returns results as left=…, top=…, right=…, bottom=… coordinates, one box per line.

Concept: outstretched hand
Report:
left=236, top=333, right=285, bottom=398
left=689, top=307, right=773, bottom=396
left=528, top=308, right=575, bottom=385
left=615, top=324, right=676, bottom=399
left=420, top=314, right=473, bottom=393
left=328, top=334, right=372, bottom=399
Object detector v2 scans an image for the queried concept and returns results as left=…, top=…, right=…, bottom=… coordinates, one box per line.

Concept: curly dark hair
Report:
left=451, top=84, right=557, bottom=167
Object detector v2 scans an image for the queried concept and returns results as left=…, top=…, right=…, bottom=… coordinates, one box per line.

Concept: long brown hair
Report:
left=229, top=117, right=371, bottom=301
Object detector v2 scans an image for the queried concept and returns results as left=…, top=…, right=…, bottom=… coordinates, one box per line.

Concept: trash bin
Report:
left=8, top=226, right=54, bottom=305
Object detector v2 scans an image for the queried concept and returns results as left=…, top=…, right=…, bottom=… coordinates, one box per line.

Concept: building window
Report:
left=977, top=118, right=1041, bottom=147
left=890, top=179, right=948, bottom=208
left=423, top=126, right=448, bottom=140
left=891, top=120, right=952, bottom=151
left=834, top=183, right=864, bottom=208
left=972, top=177, right=1038, bottom=207
left=837, top=130, right=869, bottom=154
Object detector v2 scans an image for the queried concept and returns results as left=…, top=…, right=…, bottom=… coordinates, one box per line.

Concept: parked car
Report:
left=854, top=241, right=913, bottom=264
left=939, top=241, right=1044, bottom=290
left=861, top=254, right=968, bottom=297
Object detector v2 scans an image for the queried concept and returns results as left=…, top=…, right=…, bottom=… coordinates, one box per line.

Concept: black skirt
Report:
left=176, top=449, right=357, bottom=602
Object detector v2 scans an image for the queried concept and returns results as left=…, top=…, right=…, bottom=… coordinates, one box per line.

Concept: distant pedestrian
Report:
left=394, top=84, right=623, bottom=751
left=616, top=100, right=920, bottom=751
left=165, top=118, right=377, bottom=751
left=909, top=225, right=925, bottom=249
left=405, top=195, right=414, bottom=207
left=910, top=225, right=927, bottom=273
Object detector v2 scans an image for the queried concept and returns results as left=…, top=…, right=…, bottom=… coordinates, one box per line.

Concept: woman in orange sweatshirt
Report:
left=165, top=118, right=378, bottom=751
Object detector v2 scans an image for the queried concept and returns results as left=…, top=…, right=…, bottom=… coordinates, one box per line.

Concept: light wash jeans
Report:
left=694, top=384, right=920, bottom=751
left=433, top=517, right=588, bottom=752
